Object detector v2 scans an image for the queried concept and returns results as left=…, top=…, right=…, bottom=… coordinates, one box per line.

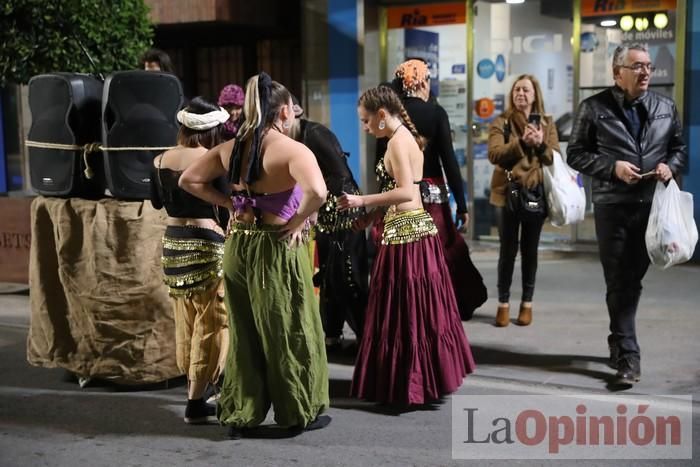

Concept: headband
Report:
left=177, top=107, right=230, bottom=130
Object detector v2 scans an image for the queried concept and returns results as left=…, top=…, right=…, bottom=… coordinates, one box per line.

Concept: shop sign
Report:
left=582, top=0, right=677, bottom=17
left=387, top=3, right=466, bottom=29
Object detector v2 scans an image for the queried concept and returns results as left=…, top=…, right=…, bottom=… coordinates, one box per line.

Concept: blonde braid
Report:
left=398, top=105, right=426, bottom=151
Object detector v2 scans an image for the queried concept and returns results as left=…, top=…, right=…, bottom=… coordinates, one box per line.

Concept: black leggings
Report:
left=495, top=206, right=545, bottom=303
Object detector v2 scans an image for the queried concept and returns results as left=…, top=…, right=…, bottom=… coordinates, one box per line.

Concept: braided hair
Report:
left=228, top=72, right=291, bottom=185
left=358, top=86, right=426, bottom=150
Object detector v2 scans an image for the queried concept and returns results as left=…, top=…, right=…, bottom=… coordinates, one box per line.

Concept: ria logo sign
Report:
left=400, top=9, right=427, bottom=27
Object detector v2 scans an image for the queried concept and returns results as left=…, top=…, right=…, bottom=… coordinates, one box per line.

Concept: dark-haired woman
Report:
left=392, top=59, right=487, bottom=320
left=150, top=96, right=230, bottom=424
left=289, top=109, right=368, bottom=353
left=339, top=86, right=475, bottom=407
left=180, top=73, right=330, bottom=438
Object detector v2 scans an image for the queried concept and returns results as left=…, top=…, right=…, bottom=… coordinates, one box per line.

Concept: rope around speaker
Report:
left=25, top=140, right=176, bottom=179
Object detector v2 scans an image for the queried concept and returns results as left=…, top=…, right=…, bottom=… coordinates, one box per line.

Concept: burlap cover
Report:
left=27, top=197, right=182, bottom=384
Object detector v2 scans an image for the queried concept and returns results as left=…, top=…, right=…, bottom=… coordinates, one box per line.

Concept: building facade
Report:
left=1, top=0, right=698, bottom=257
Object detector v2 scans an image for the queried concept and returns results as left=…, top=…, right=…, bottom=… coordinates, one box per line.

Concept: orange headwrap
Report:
left=394, top=59, right=430, bottom=93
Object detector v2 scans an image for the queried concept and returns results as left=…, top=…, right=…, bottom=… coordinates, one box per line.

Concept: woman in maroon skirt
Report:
left=339, top=86, right=475, bottom=406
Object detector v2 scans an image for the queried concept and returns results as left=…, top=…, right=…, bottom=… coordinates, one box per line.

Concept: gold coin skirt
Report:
left=162, top=225, right=225, bottom=296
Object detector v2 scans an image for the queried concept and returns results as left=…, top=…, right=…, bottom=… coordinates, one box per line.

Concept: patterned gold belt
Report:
left=382, top=208, right=437, bottom=245
left=228, top=221, right=311, bottom=243
left=162, top=226, right=225, bottom=296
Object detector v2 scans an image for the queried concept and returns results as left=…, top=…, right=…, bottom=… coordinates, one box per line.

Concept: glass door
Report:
left=472, top=0, right=575, bottom=242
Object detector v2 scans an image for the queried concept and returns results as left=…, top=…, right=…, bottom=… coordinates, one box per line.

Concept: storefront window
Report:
left=472, top=0, right=574, bottom=241
left=385, top=2, right=469, bottom=215
left=576, top=0, right=679, bottom=241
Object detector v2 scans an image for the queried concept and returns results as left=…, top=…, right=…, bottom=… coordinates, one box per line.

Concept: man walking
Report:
left=567, top=43, right=687, bottom=387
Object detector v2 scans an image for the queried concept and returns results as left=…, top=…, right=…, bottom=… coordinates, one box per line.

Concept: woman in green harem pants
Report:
left=180, top=72, right=330, bottom=439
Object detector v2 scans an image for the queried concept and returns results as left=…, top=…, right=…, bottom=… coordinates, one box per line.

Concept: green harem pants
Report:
left=217, top=223, right=329, bottom=428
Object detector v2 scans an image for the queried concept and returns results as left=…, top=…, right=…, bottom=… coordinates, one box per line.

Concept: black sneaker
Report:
left=287, top=415, right=332, bottom=436
left=184, top=398, right=217, bottom=424
left=325, top=337, right=343, bottom=354
left=227, top=426, right=245, bottom=440
left=614, top=355, right=641, bottom=387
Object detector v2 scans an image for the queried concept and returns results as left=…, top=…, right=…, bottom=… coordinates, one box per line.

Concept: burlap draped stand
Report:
left=27, top=196, right=181, bottom=385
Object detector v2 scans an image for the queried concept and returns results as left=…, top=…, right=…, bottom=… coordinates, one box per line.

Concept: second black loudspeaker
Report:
left=102, top=71, right=183, bottom=200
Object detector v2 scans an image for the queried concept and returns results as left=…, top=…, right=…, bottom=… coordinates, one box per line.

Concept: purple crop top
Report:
left=231, top=185, right=302, bottom=221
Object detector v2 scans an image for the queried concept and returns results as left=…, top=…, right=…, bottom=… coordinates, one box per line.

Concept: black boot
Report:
left=614, top=355, right=641, bottom=387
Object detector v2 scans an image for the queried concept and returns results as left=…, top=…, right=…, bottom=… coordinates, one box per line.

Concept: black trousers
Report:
left=496, top=206, right=545, bottom=303
left=594, top=203, right=651, bottom=357
left=315, top=229, right=369, bottom=340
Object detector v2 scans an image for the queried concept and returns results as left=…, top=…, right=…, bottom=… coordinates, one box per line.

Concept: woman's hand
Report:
left=522, top=124, right=544, bottom=148
left=338, top=192, right=365, bottom=211
left=279, top=214, right=309, bottom=248
left=456, top=212, right=470, bottom=233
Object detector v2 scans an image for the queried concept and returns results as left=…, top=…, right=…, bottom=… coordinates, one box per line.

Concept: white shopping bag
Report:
left=543, top=150, right=586, bottom=227
left=645, top=179, right=698, bottom=269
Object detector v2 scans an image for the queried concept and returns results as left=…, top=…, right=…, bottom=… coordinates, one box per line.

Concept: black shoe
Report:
left=325, top=337, right=343, bottom=354
left=287, top=415, right=332, bottom=436
left=614, top=355, right=641, bottom=386
left=608, top=342, right=620, bottom=369
left=227, top=426, right=245, bottom=440
left=184, top=398, right=217, bottom=424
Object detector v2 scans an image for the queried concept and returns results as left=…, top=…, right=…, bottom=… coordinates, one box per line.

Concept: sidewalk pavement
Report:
left=0, top=247, right=698, bottom=466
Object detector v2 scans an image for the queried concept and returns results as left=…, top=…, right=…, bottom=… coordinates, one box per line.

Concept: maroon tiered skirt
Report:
left=423, top=202, right=488, bottom=320
left=350, top=231, right=476, bottom=405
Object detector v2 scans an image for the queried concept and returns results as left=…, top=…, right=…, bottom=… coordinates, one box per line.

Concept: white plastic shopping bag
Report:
left=645, top=179, right=698, bottom=269
left=543, top=150, right=586, bottom=226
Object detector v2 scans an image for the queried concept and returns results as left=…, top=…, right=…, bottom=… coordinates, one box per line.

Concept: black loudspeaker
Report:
left=27, top=73, right=105, bottom=197
left=102, top=71, right=183, bottom=200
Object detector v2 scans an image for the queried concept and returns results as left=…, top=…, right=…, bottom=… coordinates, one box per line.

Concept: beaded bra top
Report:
left=375, top=156, right=397, bottom=193
left=231, top=185, right=302, bottom=221
left=376, top=156, right=430, bottom=200
left=375, top=157, right=437, bottom=245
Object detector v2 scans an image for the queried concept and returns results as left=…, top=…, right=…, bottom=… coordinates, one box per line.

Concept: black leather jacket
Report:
left=567, top=86, right=687, bottom=204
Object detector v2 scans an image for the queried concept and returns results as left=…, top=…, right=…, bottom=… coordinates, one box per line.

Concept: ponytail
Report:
left=228, top=72, right=291, bottom=185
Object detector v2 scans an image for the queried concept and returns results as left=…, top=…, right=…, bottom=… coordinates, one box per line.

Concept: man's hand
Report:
left=655, top=162, right=673, bottom=182
left=614, top=161, right=641, bottom=184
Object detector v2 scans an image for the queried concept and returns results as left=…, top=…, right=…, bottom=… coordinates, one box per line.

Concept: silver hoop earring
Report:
left=282, top=120, right=291, bottom=130
left=378, top=119, right=386, bottom=130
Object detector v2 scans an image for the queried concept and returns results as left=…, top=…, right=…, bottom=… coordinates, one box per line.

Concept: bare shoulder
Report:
left=154, top=147, right=184, bottom=169
left=270, top=134, right=314, bottom=160
left=387, top=130, right=418, bottom=156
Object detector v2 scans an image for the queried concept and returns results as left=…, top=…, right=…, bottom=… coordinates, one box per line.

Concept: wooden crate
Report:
left=0, top=196, right=33, bottom=284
